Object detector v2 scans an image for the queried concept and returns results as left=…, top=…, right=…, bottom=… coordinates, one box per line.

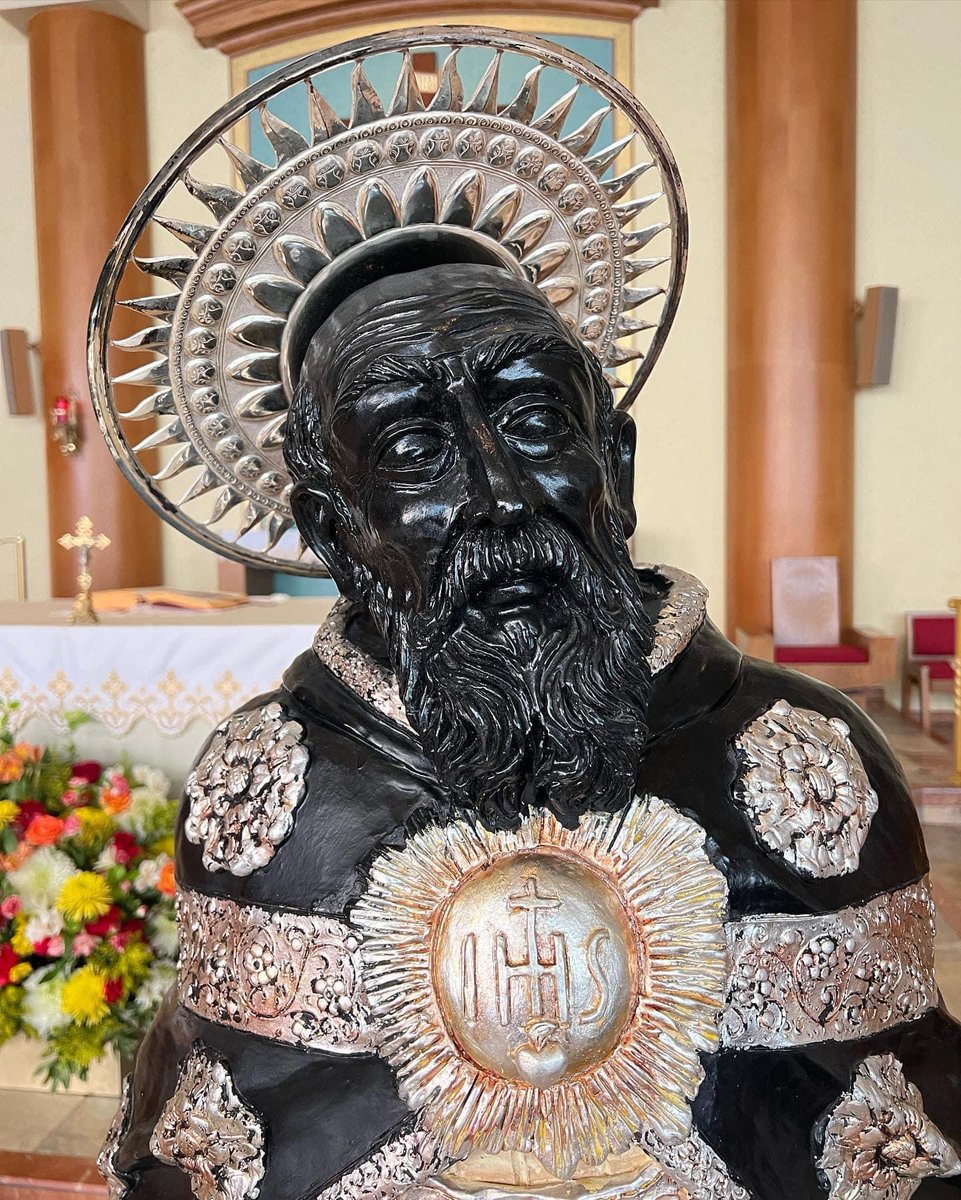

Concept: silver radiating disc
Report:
left=89, top=27, right=687, bottom=574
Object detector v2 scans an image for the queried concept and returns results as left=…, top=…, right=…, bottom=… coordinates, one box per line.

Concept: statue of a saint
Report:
left=89, top=27, right=961, bottom=1200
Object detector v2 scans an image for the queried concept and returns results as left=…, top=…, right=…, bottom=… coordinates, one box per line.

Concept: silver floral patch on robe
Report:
left=151, top=1042, right=266, bottom=1200
left=315, top=1129, right=447, bottom=1200
left=98, top=1073, right=133, bottom=1199
left=734, top=699, right=879, bottom=877
left=640, top=1127, right=751, bottom=1200
left=643, top=564, right=709, bottom=675
left=817, top=1053, right=961, bottom=1200
left=184, top=700, right=309, bottom=876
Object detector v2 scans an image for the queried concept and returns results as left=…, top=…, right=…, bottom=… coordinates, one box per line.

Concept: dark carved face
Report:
left=286, top=264, right=654, bottom=828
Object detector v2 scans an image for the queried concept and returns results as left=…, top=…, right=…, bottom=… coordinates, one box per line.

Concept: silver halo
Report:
left=89, top=26, right=688, bottom=575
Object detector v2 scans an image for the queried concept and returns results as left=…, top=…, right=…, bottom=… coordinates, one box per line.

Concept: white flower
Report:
left=22, top=971, right=67, bottom=1038
left=24, top=908, right=64, bottom=944
left=133, top=960, right=177, bottom=1012
left=134, top=853, right=171, bottom=893
left=131, top=765, right=171, bottom=797
left=148, top=909, right=179, bottom=960
left=116, top=788, right=172, bottom=840
left=96, top=843, right=120, bottom=871
left=9, top=848, right=77, bottom=911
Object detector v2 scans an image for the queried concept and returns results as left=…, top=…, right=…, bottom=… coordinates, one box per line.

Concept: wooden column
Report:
left=30, top=6, right=163, bottom=595
left=726, top=0, right=856, bottom=636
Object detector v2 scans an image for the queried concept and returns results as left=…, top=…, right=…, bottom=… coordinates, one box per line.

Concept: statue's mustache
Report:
left=428, top=517, right=602, bottom=620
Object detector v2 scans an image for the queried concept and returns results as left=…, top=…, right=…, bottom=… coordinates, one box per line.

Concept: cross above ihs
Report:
left=58, top=516, right=110, bottom=625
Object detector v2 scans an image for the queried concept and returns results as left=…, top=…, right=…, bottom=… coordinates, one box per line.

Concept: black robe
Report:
left=112, top=596, right=961, bottom=1200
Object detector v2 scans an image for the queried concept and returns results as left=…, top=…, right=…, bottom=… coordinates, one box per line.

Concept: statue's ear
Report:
left=609, top=409, right=637, bottom=538
left=290, top=480, right=359, bottom=599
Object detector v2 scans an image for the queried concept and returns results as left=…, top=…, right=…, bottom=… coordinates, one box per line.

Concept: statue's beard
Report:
left=357, top=516, right=654, bottom=830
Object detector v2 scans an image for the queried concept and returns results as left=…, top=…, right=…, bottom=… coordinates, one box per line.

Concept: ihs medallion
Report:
left=353, top=796, right=729, bottom=1180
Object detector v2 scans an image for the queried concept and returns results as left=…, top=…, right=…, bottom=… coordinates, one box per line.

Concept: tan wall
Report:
left=854, top=0, right=961, bottom=640
left=0, top=18, right=46, bottom=600
left=631, top=0, right=726, bottom=616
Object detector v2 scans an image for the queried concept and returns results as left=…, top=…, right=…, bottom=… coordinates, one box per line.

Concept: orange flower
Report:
left=24, top=814, right=66, bottom=846
left=13, top=743, right=42, bottom=765
left=0, top=752, right=24, bottom=784
left=101, top=785, right=131, bottom=815
left=158, top=860, right=176, bottom=896
left=0, top=843, right=32, bottom=872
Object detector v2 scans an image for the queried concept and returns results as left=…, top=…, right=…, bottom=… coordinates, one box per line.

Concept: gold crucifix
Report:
left=58, top=516, right=110, bottom=625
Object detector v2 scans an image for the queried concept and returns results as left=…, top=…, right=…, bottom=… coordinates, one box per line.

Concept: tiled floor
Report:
left=0, top=706, right=958, bottom=1170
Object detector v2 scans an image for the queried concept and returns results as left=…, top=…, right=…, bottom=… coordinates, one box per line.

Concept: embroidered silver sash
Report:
left=176, top=877, right=937, bottom=1056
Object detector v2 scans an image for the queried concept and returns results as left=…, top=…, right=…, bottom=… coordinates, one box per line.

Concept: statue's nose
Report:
left=468, top=437, right=535, bottom=528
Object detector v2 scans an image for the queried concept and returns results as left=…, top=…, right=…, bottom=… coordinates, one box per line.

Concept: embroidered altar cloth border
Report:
left=0, top=599, right=335, bottom=735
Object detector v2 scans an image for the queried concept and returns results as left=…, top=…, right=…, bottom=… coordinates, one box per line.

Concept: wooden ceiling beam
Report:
left=176, top=0, right=657, bottom=56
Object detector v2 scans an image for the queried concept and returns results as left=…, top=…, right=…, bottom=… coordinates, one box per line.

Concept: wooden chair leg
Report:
left=920, top=665, right=932, bottom=737
left=901, top=672, right=913, bottom=720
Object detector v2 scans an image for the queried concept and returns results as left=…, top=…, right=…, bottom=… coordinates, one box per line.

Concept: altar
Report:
left=0, top=596, right=336, bottom=787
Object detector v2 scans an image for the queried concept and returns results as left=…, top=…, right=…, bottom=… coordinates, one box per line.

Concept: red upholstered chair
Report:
left=901, top=611, right=957, bottom=735
left=734, top=557, right=898, bottom=700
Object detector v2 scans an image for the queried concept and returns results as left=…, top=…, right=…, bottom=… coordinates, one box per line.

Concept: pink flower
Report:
left=62, top=788, right=83, bottom=807
left=62, top=815, right=81, bottom=837
left=0, top=895, right=22, bottom=920
left=72, top=931, right=98, bottom=957
left=33, top=935, right=65, bottom=958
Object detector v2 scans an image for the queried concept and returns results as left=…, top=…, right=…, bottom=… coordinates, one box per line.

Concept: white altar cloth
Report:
left=0, top=597, right=335, bottom=737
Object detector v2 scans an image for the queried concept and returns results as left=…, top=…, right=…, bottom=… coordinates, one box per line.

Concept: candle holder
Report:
left=50, top=391, right=82, bottom=455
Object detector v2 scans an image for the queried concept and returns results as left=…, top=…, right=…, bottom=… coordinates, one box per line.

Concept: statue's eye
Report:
left=500, top=402, right=570, bottom=454
left=375, top=423, right=451, bottom=481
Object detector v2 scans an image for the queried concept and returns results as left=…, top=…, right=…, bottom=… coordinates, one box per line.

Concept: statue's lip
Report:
left=472, top=575, right=546, bottom=615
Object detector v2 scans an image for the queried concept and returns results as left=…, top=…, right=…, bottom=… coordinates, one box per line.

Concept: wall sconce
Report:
left=50, top=390, right=82, bottom=455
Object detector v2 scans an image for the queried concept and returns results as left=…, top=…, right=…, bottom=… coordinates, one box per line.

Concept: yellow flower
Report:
left=10, top=915, right=32, bottom=957
left=119, top=937, right=153, bottom=987
left=73, top=807, right=115, bottom=849
left=61, top=965, right=109, bottom=1024
left=57, top=872, right=112, bottom=923
left=151, top=835, right=175, bottom=858
left=8, top=962, right=32, bottom=984
left=0, top=800, right=20, bottom=832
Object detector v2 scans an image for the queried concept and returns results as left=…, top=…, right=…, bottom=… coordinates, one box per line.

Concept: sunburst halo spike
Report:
left=206, top=487, right=243, bottom=526
left=151, top=214, right=216, bottom=252
left=259, top=105, right=309, bottom=164
left=465, top=49, right=502, bottom=114
left=560, top=105, right=613, bottom=157
left=615, top=194, right=664, bottom=226
left=584, top=132, right=635, bottom=174
left=90, top=24, right=688, bottom=575
left=532, top=84, right=579, bottom=138
left=153, top=444, right=201, bottom=482
left=307, top=78, right=347, bottom=142
left=428, top=47, right=464, bottom=112
left=179, top=469, right=220, bottom=506
left=133, top=420, right=184, bottom=454
left=350, top=61, right=385, bottom=126
left=219, top=137, right=273, bottom=189
left=389, top=51, right=426, bottom=116
left=500, top=64, right=543, bottom=124
left=182, top=171, right=242, bottom=222
left=112, top=326, right=170, bottom=353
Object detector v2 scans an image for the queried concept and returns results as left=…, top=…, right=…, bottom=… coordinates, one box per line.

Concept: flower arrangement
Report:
left=0, top=701, right=179, bottom=1088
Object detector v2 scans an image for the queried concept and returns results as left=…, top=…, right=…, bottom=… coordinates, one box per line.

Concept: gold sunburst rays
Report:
left=99, top=30, right=684, bottom=572
left=352, top=796, right=728, bottom=1181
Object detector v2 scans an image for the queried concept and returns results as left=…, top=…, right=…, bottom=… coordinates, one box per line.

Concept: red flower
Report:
left=103, top=976, right=124, bottom=1004
left=84, top=906, right=122, bottom=937
left=72, top=761, right=102, bottom=785
left=13, top=801, right=46, bottom=834
left=0, top=942, right=22, bottom=986
left=111, top=832, right=140, bottom=865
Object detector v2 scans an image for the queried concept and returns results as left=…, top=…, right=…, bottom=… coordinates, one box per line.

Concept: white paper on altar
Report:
left=0, top=610, right=327, bottom=737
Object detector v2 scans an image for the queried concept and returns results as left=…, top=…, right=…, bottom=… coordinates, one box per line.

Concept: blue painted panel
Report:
left=242, top=34, right=616, bottom=598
